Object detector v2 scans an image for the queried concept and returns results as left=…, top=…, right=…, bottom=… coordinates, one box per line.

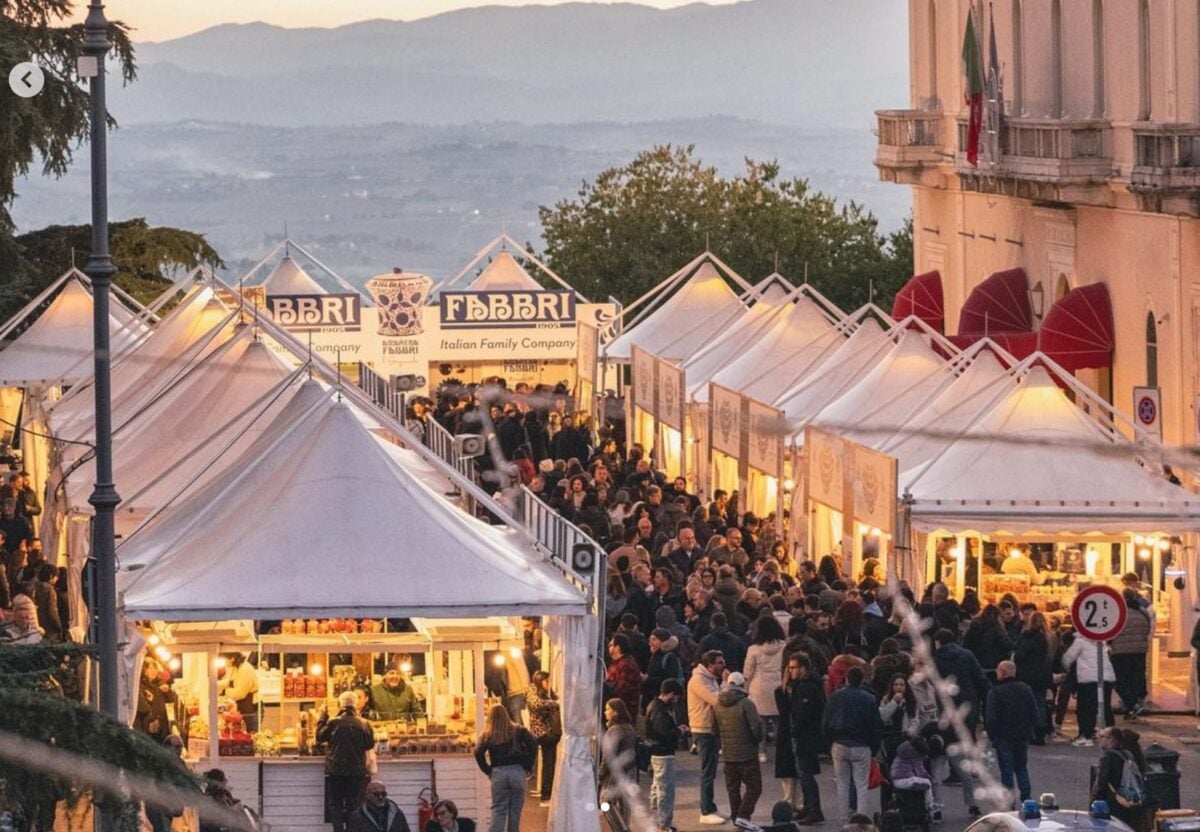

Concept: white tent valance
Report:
left=262, top=256, right=327, bottom=295
left=903, top=365, right=1200, bottom=534
left=468, top=250, right=543, bottom=291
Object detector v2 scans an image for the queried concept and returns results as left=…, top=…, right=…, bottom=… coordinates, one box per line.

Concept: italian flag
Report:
left=962, top=10, right=985, bottom=166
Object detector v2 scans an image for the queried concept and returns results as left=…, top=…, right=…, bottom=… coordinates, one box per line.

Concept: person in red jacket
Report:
left=605, top=634, right=643, bottom=717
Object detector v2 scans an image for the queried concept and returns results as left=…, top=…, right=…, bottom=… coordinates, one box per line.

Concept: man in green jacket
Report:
left=371, top=667, right=419, bottom=720
left=714, top=672, right=765, bottom=830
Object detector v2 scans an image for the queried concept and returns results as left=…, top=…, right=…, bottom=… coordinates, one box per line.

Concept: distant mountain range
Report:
left=110, top=0, right=909, bottom=128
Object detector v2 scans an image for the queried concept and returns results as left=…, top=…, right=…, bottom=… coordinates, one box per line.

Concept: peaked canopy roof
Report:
left=468, top=250, right=543, bottom=291
left=262, top=256, right=327, bottom=295
left=682, top=279, right=792, bottom=400
left=0, top=277, right=144, bottom=388
left=902, top=365, right=1200, bottom=533
left=810, top=330, right=954, bottom=447
left=882, top=347, right=1015, bottom=470
left=604, top=260, right=746, bottom=361
left=710, top=292, right=840, bottom=401
left=117, top=391, right=587, bottom=619
left=776, top=317, right=893, bottom=434
left=49, top=285, right=232, bottom=438
left=65, top=331, right=296, bottom=512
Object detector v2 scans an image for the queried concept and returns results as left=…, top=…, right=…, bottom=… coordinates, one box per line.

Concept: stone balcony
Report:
left=955, top=117, right=1114, bottom=205
left=1129, top=124, right=1200, bottom=215
left=875, top=109, right=944, bottom=186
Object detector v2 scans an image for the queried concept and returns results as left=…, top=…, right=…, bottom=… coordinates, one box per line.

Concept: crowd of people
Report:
left=449, top=386, right=1163, bottom=832
left=0, top=472, right=65, bottom=646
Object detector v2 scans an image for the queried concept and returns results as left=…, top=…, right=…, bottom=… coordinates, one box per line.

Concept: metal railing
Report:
left=513, top=486, right=599, bottom=576
left=1131, top=124, right=1200, bottom=192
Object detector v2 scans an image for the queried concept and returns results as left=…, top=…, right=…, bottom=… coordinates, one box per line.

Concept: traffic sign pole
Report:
left=1071, top=584, right=1127, bottom=736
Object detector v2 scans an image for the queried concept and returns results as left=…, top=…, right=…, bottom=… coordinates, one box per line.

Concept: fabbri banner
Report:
left=259, top=281, right=614, bottom=393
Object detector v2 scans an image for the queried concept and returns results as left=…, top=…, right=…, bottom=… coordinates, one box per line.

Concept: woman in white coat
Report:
left=742, top=613, right=786, bottom=762
left=1062, top=631, right=1116, bottom=746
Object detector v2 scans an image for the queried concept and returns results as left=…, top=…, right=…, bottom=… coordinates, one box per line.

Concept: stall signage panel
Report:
left=852, top=443, right=897, bottom=536
left=746, top=399, right=784, bottom=478
left=576, top=321, right=599, bottom=384
left=657, top=359, right=686, bottom=431
left=1132, top=386, right=1162, bottom=439
left=631, top=346, right=657, bottom=418
left=1070, top=585, right=1127, bottom=641
left=806, top=426, right=845, bottom=510
left=266, top=293, right=363, bottom=332
left=710, top=384, right=743, bottom=458
left=439, top=290, right=575, bottom=329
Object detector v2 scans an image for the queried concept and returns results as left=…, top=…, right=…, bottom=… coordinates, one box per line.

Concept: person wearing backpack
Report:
left=474, top=704, right=537, bottom=832
left=643, top=629, right=686, bottom=710
left=1091, top=727, right=1151, bottom=832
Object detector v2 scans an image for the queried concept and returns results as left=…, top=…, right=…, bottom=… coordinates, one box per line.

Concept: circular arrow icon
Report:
left=9, top=61, right=45, bottom=98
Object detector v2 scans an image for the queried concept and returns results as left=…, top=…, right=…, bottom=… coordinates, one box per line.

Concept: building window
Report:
left=1146, top=311, right=1158, bottom=387
left=1051, top=0, right=1064, bottom=117
left=1012, top=0, right=1024, bottom=114
left=1138, top=0, right=1151, bottom=120
left=1092, top=0, right=1105, bottom=117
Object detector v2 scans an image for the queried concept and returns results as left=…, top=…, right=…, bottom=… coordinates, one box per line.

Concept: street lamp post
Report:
left=82, top=0, right=122, bottom=773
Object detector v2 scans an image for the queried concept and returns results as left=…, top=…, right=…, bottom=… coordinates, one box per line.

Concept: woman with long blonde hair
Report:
left=474, top=703, right=535, bottom=832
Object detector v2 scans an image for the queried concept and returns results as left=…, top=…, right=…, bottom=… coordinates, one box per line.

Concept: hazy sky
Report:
left=73, top=1, right=742, bottom=42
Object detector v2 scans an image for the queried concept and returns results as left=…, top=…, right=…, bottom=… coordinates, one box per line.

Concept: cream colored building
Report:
left=876, top=0, right=1200, bottom=447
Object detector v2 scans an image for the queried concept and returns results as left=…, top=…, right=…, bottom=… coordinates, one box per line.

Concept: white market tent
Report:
left=468, top=250, right=544, bottom=291
left=775, top=315, right=895, bottom=436
left=261, top=255, right=327, bottom=295
left=603, top=255, right=753, bottom=361
left=0, top=274, right=145, bottom=388
left=808, top=329, right=956, bottom=448
left=116, top=389, right=588, bottom=619
left=881, top=344, right=1017, bottom=470
left=680, top=275, right=794, bottom=401
left=901, top=363, right=1200, bottom=534
left=61, top=330, right=297, bottom=517
left=48, top=284, right=233, bottom=439
left=708, top=287, right=843, bottom=402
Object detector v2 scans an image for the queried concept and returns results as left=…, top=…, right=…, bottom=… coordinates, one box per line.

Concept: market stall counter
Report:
left=154, top=618, right=532, bottom=827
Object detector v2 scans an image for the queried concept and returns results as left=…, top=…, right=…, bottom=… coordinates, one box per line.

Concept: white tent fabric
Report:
left=262, top=256, right=326, bottom=295
left=0, top=278, right=144, bottom=388
left=882, top=348, right=1015, bottom=470
left=468, top=250, right=543, bottom=291
left=776, top=317, right=893, bottom=435
left=49, top=285, right=230, bottom=438
left=546, top=613, right=600, bottom=832
left=604, top=262, right=745, bottom=361
left=117, top=394, right=587, bottom=619
left=809, top=330, right=954, bottom=447
left=682, top=280, right=792, bottom=401
left=64, top=332, right=296, bottom=513
left=903, top=365, right=1200, bottom=533
left=709, top=293, right=838, bottom=400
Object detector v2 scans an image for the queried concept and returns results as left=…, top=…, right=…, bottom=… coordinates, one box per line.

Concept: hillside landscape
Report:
left=12, top=0, right=910, bottom=281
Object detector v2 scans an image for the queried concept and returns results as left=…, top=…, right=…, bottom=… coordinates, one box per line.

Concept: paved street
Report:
left=628, top=714, right=1200, bottom=831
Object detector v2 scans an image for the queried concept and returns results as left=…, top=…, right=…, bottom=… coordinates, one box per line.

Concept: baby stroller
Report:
left=879, top=787, right=933, bottom=832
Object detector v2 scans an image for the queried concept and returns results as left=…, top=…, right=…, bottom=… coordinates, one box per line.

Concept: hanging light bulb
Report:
left=1138, top=548, right=1152, bottom=561
left=1156, top=538, right=1171, bottom=552
left=168, top=657, right=181, bottom=673
left=1134, top=535, right=1145, bottom=545
left=399, top=661, right=413, bottom=674
left=309, top=663, right=323, bottom=677
left=493, top=654, right=506, bottom=667
left=147, top=634, right=161, bottom=647
left=213, top=657, right=227, bottom=670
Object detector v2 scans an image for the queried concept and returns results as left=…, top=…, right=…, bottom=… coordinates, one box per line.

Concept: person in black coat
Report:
left=700, top=612, right=747, bottom=673
left=784, top=652, right=826, bottom=823
left=1012, top=613, right=1054, bottom=742
left=348, top=782, right=411, bottom=832
left=984, top=661, right=1039, bottom=803
left=962, top=606, right=1014, bottom=679
left=426, top=799, right=477, bottom=832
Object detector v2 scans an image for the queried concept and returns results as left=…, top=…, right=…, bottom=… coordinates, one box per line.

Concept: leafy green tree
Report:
left=538, top=145, right=913, bottom=312
left=2, top=218, right=224, bottom=322
left=1, top=0, right=136, bottom=233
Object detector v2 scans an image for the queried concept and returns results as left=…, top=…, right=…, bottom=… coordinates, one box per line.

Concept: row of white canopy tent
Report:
left=616, top=255, right=1200, bottom=588
left=0, top=261, right=600, bottom=832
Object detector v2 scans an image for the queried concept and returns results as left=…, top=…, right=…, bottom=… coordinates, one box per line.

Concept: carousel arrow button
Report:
left=9, top=62, right=45, bottom=98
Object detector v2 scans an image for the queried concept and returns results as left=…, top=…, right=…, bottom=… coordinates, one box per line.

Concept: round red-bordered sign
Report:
left=1070, top=585, right=1127, bottom=641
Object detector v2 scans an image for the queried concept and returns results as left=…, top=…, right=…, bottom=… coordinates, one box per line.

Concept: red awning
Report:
left=957, top=268, right=1032, bottom=335
left=891, top=271, right=945, bottom=333
left=948, top=331, right=1039, bottom=359
left=1037, top=283, right=1114, bottom=371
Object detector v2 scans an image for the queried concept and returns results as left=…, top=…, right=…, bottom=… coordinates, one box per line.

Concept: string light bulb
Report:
left=399, top=661, right=413, bottom=674
left=1138, top=548, right=1151, bottom=561
left=168, top=657, right=181, bottom=672
left=309, top=663, right=323, bottom=677
left=213, top=657, right=227, bottom=670
left=493, top=654, right=506, bottom=667
left=1156, top=538, right=1170, bottom=552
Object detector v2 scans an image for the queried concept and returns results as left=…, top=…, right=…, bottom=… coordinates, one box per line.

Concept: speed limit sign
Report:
left=1070, top=585, right=1127, bottom=641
